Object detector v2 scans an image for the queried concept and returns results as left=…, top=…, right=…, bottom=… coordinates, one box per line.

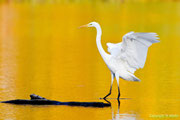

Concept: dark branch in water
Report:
left=1, top=94, right=110, bottom=108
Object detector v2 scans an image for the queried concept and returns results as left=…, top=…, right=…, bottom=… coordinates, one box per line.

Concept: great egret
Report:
left=79, top=22, right=159, bottom=99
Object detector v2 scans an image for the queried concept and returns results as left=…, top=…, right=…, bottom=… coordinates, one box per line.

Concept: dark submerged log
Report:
left=1, top=94, right=110, bottom=108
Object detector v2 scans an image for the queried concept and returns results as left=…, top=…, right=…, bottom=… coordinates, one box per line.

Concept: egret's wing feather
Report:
left=107, top=31, right=159, bottom=73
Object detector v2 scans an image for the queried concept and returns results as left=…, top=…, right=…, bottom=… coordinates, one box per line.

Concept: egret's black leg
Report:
left=103, top=86, right=112, bottom=99
left=115, top=73, right=120, bottom=100
left=117, top=86, right=121, bottom=100
left=103, top=73, right=115, bottom=99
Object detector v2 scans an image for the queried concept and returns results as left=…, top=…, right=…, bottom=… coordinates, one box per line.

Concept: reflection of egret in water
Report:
left=104, top=99, right=136, bottom=120
left=118, top=114, right=136, bottom=120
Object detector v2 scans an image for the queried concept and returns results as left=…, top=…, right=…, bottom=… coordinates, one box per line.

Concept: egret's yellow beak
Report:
left=78, top=24, right=89, bottom=28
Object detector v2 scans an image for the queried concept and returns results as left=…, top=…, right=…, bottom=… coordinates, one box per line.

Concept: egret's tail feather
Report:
left=120, top=72, right=141, bottom=82
left=130, top=74, right=141, bottom=82
left=132, top=76, right=141, bottom=82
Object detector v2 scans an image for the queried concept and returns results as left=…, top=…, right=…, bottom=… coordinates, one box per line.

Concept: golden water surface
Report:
left=0, top=1, right=180, bottom=120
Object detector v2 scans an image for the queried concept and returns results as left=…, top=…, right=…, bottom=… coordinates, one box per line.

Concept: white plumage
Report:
left=79, top=22, right=159, bottom=99
left=107, top=31, right=159, bottom=74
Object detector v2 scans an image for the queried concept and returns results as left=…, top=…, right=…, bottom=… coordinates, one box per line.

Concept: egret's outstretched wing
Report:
left=107, top=31, right=159, bottom=73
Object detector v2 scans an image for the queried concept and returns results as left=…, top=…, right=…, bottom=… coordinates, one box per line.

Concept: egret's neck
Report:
left=95, top=24, right=109, bottom=63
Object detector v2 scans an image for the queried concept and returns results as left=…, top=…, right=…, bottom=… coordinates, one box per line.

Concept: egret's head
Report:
left=87, top=22, right=99, bottom=27
left=79, top=22, right=99, bottom=28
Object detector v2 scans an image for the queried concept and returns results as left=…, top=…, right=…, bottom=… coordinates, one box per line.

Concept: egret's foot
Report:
left=103, top=96, right=108, bottom=100
left=117, top=95, right=120, bottom=100
left=103, top=93, right=111, bottom=100
left=99, top=97, right=108, bottom=100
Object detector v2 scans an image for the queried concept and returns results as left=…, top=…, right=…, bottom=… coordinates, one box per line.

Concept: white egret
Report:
left=79, top=22, right=159, bottom=99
